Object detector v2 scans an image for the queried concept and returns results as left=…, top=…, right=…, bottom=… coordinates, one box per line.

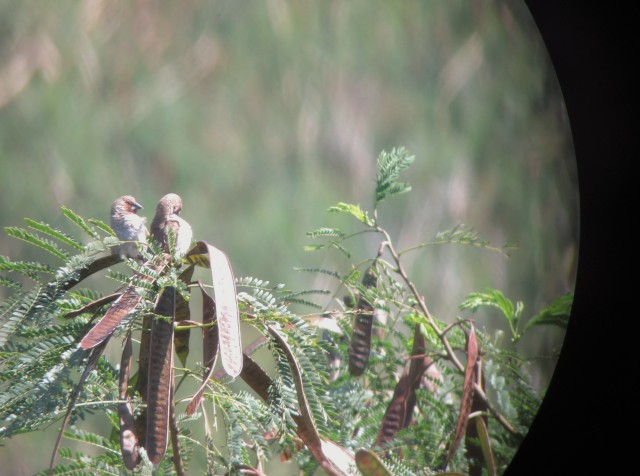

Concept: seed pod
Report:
left=174, top=264, right=196, bottom=366
left=445, top=323, right=479, bottom=466
left=119, top=333, right=140, bottom=470
left=80, top=259, right=167, bottom=349
left=145, top=287, right=176, bottom=466
left=348, top=265, right=377, bottom=376
left=186, top=282, right=219, bottom=415
left=375, top=323, right=432, bottom=448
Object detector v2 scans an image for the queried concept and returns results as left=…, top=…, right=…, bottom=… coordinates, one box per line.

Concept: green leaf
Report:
left=0, top=276, right=22, bottom=289
left=435, top=224, right=486, bottom=246
left=513, top=300, right=524, bottom=330
left=88, top=218, right=116, bottom=237
left=327, top=202, right=374, bottom=226
left=304, top=242, right=351, bottom=258
left=49, top=343, right=109, bottom=474
left=293, top=267, right=341, bottom=280
left=304, top=244, right=327, bottom=252
left=4, top=227, right=69, bottom=260
left=460, top=289, right=515, bottom=322
left=375, top=147, right=415, bottom=205
left=524, top=293, right=573, bottom=332
left=61, top=206, right=99, bottom=239
left=306, top=227, right=345, bottom=239
left=0, top=255, right=53, bottom=280
left=460, top=289, right=525, bottom=340
left=24, top=218, right=84, bottom=251
left=329, top=241, right=352, bottom=258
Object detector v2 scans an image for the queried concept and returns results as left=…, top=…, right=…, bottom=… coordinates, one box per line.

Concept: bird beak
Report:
left=133, top=202, right=143, bottom=211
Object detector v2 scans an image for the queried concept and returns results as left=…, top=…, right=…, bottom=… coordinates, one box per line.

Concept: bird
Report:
left=110, top=195, right=148, bottom=259
left=150, top=193, right=193, bottom=257
left=80, top=193, right=192, bottom=350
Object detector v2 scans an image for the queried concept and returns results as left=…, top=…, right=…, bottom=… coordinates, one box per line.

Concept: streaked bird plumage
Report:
left=110, top=195, right=148, bottom=259
left=150, top=193, right=193, bottom=257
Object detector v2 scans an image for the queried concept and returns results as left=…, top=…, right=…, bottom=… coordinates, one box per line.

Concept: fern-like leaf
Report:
left=327, top=202, right=374, bottom=227
left=375, top=147, right=414, bottom=206
left=427, top=223, right=514, bottom=256
left=0, top=276, right=22, bottom=289
left=293, top=267, right=342, bottom=280
left=61, top=206, right=99, bottom=239
left=0, top=255, right=53, bottom=280
left=4, top=227, right=69, bottom=260
left=461, top=289, right=517, bottom=320
left=87, top=218, right=116, bottom=237
left=306, top=228, right=346, bottom=239
left=24, top=218, right=84, bottom=251
left=523, top=293, right=572, bottom=332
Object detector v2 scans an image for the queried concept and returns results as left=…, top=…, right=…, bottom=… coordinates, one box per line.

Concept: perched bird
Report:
left=80, top=194, right=191, bottom=351
left=110, top=195, right=148, bottom=259
left=150, top=193, right=193, bottom=257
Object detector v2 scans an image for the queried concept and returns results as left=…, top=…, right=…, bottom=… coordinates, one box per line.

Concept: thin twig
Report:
left=376, top=227, right=521, bottom=437
left=170, top=407, right=186, bottom=476
left=398, top=240, right=510, bottom=258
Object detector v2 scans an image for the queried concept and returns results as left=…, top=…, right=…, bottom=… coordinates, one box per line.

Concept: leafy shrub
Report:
left=0, top=148, right=570, bottom=475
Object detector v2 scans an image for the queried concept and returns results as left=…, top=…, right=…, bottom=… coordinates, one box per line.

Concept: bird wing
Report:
left=123, top=214, right=148, bottom=242
left=167, top=215, right=193, bottom=257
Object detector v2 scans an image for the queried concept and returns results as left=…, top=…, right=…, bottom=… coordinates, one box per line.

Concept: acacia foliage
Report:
left=0, top=149, right=570, bottom=475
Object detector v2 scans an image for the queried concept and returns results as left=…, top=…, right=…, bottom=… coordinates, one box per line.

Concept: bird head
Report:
left=111, top=195, right=144, bottom=217
left=156, top=193, right=183, bottom=216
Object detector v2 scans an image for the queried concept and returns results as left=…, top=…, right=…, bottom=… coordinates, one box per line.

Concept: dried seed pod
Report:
left=172, top=291, right=191, bottom=366
left=466, top=361, right=489, bottom=476
left=80, top=286, right=143, bottom=349
left=348, top=265, right=377, bottom=376
left=119, top=333, right=140, bottom=470
left=80, top=259, right=168, bottom=349
left=186, top=282, right=219, bottom=415
left=145, top=287, right=176, bottom=466
left=174, top=264, right=196, bottom=366
left=135, top=314, right=152, bottom=402
left=375, top=323, right=433, bottom=448
left=445, top=323, right=479, bottom=467
left=184, top=241, right=242, bottom=378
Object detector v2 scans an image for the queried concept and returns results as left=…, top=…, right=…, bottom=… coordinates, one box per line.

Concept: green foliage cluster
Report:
left=300, top=148, right=571, bottom=474
left=0, top=2, right=578, bottom=359
left=1, top=149, right=570, bottom=475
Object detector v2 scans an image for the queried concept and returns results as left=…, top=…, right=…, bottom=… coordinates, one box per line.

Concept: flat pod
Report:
left=145, top=287, right=176, bottom=466
left=185, top=241, right=242, bottom=378
left=186, top=282, right=219, bottom=415
left=119, top=333, right=140, bottom=470
left=348, top=265, right=378, bottom=376
left=208, top=244, right=242, bottom=377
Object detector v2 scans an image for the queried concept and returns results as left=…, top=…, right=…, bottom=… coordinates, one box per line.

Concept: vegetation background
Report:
left=0, top=1, right=578, bottom=474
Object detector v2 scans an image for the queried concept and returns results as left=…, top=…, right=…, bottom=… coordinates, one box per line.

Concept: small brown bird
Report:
left=150, top=193, right=193, bottom=257
left=110, top=195, right=148, bottom=259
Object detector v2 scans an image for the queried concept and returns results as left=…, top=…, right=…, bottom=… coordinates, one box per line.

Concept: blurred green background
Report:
left=1, top=0, right=578, bottom=473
